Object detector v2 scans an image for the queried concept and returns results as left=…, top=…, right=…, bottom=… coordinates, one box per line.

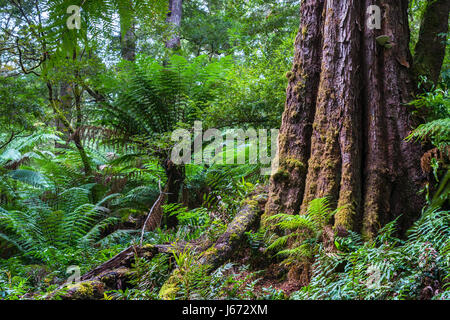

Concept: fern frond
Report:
left=406, top=118, right=450, bottom=150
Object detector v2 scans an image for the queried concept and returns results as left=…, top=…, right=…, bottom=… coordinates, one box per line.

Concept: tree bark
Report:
left=165, top=0, right=183, bottom=50
left=119, top=1, right=136, bottom=62
left=264, top=0, right=426, bottom=240
left=162, top=0, right=184, bottom=226
left=55, top=82, right=72, bottom=149
left=163, top=159, right=185, bottom=228
left=413, top=0, right=449, bottom=88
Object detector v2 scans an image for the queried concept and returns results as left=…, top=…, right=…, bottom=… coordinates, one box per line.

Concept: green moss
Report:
left=285, top=71, right=294, bottom=81
left=159, top=270, right=182, bottom=300
left=308, top=182, right=317, bottom=193
left=202, top=247, right=218, bottom=259
left=230, top=232, right=240, bottom=241
left=283, top=158, right=305, bottom=171
left=159, top=282, right=178, bottom=300
left=66, top=281, right=98, bottom=299
left=324, top=159, right=336, bottom=169
left=278, top=133, right=287, bottom=146
left=334, top=199, right=356, bottom=231
left=301, top=26, right=308, bottom=37
left=272, top=169, right=290, bottom=182
left=241, top=198, right=258, bottom=207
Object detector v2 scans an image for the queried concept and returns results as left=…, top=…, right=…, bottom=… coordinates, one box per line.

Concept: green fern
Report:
left=292, top=209, right=450, bottom=300
left=406, top=118, right=450, bottom=150
left=266, top=197, right=338, bottom=265
left=0, top=191, right=121, bottom=261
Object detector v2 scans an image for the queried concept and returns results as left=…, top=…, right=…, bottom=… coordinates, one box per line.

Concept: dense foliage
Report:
left=0, top=0, right=448, bottom=300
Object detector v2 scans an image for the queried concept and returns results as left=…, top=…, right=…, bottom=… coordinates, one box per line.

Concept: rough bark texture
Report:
left=163, top=159, right=185, bottom=228
left=120, top=23, right=136, bottom=62
left=361, top=0, right=425, bottom=238
left=162, top=0, right=184, bottom=227
left=413, top=0, right=449, bottom=87
left=165, top=0, right=183, bottom=49
left=199, top=195, right=265, bottom=268
left=265, top=0, right=427, bottom=239
left=120, top=1, right=136, bottom=62
left=263, top=0, right=325, bottom=224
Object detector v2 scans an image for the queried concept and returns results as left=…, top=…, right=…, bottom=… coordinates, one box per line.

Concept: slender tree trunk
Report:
left=413, top=0, right=449, bottom=88
left=162, top=0, right=184, bottom=228
left=48, top=82, right=92, bottom=179
left=119, top=1, right=136, bottom=62
left=55, top=82, right=72, bottom=148
left=264, top=0, right=427, bottom=240
left=165, top=0, right=183, bottom=50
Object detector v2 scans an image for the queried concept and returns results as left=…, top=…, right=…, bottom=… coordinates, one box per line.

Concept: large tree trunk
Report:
left=413, top=0, right=449, bottom=88
left=165, top=0, right=183, bottom=50
left=264, top=0, right=426, bottom=240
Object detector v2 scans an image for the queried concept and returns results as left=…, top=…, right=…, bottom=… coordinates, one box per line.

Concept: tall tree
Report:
left=413, top=0, right=449, bottom=88
left=119, top=0, right=136, bottom=61
left=165, top=0, right=183, bottom=49
left=162, top=0, right=184, bottom=228
left=263, top=0, right=441, bottom=240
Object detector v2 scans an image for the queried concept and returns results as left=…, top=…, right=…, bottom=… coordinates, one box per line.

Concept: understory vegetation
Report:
left=0, top=0, right=449, bottom=300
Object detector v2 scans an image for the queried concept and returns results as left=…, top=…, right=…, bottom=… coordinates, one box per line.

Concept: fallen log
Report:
left=199, top=198, right=263, bottom=268
left=81, top=244, right=160, bottom=281
left=49, top=190, right=267, bottom=300
left=46, top=243, right=183, bottom=300
left=159, top=192, right=267, bottom=299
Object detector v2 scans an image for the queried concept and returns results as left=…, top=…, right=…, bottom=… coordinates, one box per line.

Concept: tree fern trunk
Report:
left=164, top=159, right=184, bottom=228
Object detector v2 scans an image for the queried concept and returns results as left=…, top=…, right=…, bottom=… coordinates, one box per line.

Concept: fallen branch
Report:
left=140, top=180, right=167, bottom=245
